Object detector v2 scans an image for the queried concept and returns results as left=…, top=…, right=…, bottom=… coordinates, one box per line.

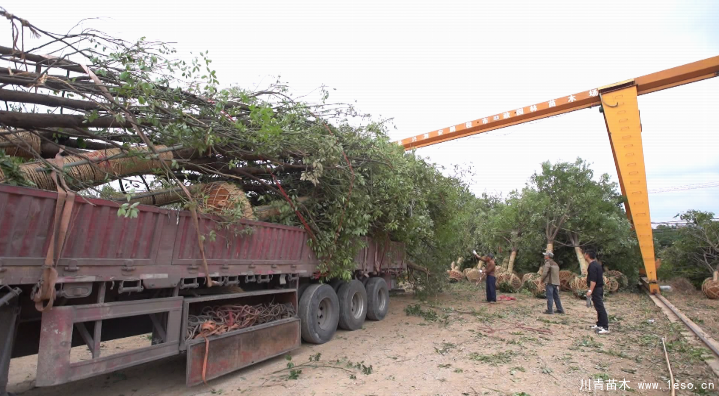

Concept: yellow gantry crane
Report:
left=395, top=56, right=719, bottom=294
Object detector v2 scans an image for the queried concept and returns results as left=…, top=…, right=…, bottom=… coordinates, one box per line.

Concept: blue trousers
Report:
left=486, top=275, right=496, bottom=302
left=545, top=284, right=564, bottom=313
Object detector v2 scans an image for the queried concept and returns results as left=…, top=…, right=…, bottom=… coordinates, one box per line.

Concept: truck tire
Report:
left=366, top=277, right=389, bottom=321
left=299, top=284, right=339, bottom=344
left=297, top=283, right=311, bottom=301
left=337, top=280, right=367, bottom=331
left=328, top=279, right=345, bottom=292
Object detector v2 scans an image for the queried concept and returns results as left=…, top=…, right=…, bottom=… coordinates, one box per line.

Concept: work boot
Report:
left=543, top=310, right=553, bottom=314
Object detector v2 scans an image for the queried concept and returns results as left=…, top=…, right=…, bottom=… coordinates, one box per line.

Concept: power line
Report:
left=648, top=181, right=719, bottom=194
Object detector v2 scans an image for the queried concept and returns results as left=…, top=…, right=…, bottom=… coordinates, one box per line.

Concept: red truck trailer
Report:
left=0, top=184, right=406, bottom=393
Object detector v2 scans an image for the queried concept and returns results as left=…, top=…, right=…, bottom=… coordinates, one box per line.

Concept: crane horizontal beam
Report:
left=398, top=55, right=719, bottom=150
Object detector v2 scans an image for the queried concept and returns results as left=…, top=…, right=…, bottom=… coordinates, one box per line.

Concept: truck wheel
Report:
left=337, top=280, right=367, bottom=331
left=328, top=279, right=345, bottom=292
left=366, top=277, right=389, bottom=321
left=299, top=284, right=339, bottom=344
left=297, top=283, right=310, bottom=301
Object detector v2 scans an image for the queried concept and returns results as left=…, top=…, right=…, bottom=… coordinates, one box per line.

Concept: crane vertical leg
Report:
left=600, top=85, right=659, bottom=294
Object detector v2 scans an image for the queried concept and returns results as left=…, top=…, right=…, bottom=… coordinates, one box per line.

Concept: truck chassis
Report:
left=0, top=185, right=405, bottom=393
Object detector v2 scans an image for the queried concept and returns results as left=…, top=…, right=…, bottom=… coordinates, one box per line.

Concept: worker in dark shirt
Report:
left=584, top=248, right=609, bottom=334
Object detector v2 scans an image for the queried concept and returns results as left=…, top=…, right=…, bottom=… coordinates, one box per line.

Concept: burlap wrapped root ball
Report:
left=570, top=275, right=608, bottom=298
left=521, top=273, right=533, bottom=284
left=559, top=270, right=576, bottom=292
left=523, top=273, right=546, bottom=298
left=701, top=272, right=719, bottom=299
left=202, top=182, right=256, bottom=220
left=447, top=261, right=464, bottom=282
left=448, top=270, right=464, bottom=282
left=497, top=272, right=522, bottom=293
left=605, top=276, right=620, bottom=293
left=466, top=268, right=484, bottom=283
left=570, top=276, right=588, bottom=299
left=605, top=270, right=629, bottom=290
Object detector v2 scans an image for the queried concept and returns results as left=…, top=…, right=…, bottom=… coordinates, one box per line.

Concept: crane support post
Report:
left=600, top=85, right=658, bottom=294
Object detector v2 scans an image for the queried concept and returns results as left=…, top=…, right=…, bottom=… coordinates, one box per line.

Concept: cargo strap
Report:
left=32, top=156, right=75, bottom=312
left=196, top=322, right=224, bottom=385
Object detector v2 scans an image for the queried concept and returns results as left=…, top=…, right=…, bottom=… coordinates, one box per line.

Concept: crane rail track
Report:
left=647, top=290, right=719, bottom=359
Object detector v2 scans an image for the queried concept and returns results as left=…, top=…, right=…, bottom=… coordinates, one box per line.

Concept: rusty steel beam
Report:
left=397, top=55, right=719, bottom=150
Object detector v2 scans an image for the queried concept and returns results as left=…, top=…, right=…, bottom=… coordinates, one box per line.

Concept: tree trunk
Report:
left=254, top=197, right=310, bottom=220
left=508, top=249, right=517, bottom=274
left=0, top=88, right=104, bottom=111
left=118, top=185, right=206, bottom=207
left=0, top=146, right=173, bottom=190
left=0, top=45, right=88, bottom=73
left=575, top=246, right=589, bottom=275
left=0, top=110, right=136, bottom=129
left=545, top=242, right=553, bottom=254
left=501, top=256, right=509, bottom=270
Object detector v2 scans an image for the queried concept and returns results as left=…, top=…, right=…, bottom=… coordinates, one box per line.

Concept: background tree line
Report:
left=431, top=155, right=717, bottom=293
left=437, top=158, right=643, bottom=289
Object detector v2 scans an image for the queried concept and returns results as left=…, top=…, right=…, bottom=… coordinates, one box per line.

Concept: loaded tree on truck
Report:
left=0, top=10, right=433, bottom=393
left=0, top=9, right=494, bottom=392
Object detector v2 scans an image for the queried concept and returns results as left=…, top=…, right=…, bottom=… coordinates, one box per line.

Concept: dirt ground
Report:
left=8, top=283, right=719, bottom=396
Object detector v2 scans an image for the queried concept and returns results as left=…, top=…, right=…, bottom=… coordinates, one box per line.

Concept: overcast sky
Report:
left=6, top=0, right=719, bottom=223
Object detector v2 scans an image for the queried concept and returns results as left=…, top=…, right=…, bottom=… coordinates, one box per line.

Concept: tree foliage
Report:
left=0, top=9, right=493, bottom=284
left=479, top=189, right=540, bottom=272
left=475, top=158, right=641, bottom=282
left=659, top=210, right=719, bottom=287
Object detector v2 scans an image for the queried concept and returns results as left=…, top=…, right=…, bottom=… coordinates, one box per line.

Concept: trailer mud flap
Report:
left=186, top=317, right=300, bottom=386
